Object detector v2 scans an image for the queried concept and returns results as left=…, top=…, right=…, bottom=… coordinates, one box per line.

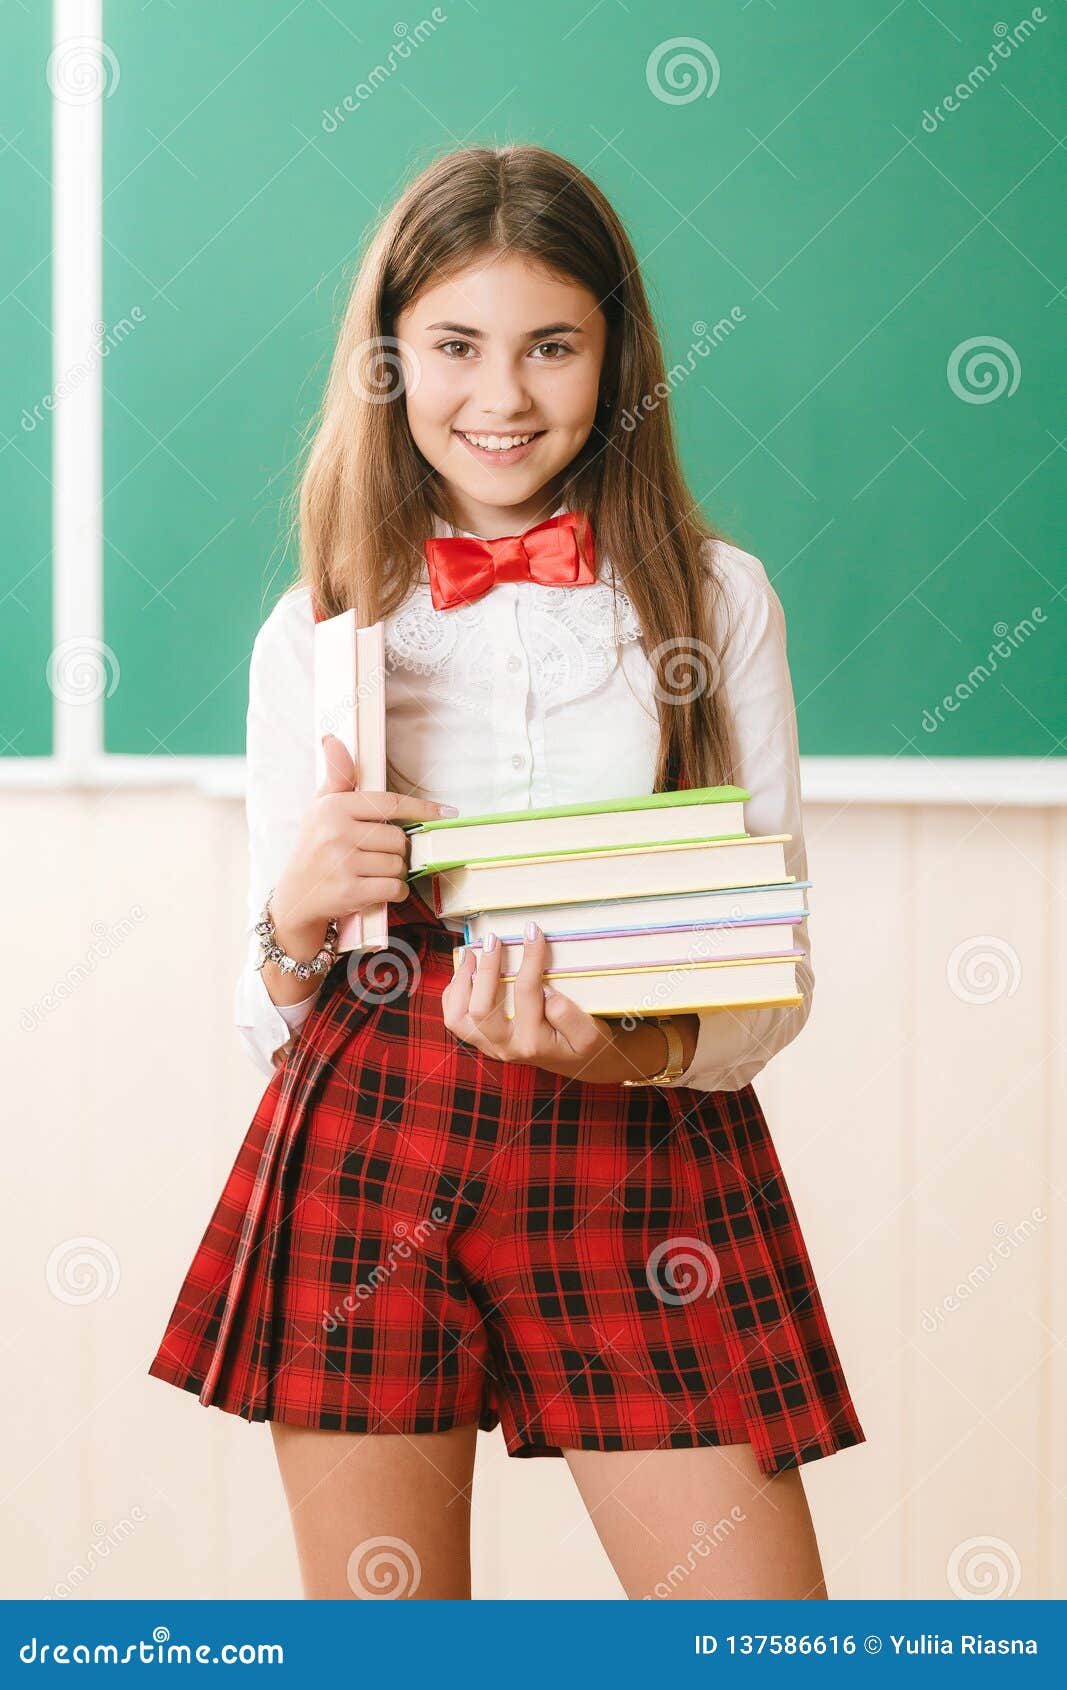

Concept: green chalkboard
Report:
left=2, top=1, right=53, bottom=757
left=99, top=0, right=1065, bottom=757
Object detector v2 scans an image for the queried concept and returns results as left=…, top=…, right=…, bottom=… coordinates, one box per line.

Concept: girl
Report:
left=149, top=144, right=864, bottom=1602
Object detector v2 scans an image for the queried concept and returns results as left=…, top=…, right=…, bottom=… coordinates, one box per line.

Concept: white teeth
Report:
left=459, top=432, right=537, bottom=451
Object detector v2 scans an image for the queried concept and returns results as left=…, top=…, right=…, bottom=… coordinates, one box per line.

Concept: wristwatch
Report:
left=621, top=1015, right=688, bottom=1086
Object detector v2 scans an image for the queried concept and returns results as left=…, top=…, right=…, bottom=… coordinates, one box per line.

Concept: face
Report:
left=393, top=251, right=608, bottom=537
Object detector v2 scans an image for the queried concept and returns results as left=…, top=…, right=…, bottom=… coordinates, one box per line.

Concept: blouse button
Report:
left=511, top=752, right=525, bottom=769
left=505, top=654, right=521, bottom=673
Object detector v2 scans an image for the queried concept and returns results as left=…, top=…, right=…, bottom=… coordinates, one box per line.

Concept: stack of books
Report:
left=403, top=789, right=809, bottom=1019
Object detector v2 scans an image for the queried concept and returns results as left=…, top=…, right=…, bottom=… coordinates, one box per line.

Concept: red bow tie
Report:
left=423, top=511, right=596, bottom=612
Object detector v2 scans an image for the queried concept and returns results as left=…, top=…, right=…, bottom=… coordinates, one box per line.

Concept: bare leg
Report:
left=270, top=1419, right=479, bottom=1600
left=564, top=1442, right=827, bottom=1600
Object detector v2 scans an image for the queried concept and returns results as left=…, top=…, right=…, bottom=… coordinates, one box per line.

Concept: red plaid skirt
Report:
left=148, top=881, right=864, bottom=1476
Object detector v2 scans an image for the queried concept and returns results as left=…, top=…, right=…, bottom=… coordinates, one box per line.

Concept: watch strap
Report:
left=621, top=1015, right=687, bottom=1086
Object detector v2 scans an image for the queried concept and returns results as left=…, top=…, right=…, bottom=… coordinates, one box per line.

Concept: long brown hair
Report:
left=287, top=143, right=739, bottom=793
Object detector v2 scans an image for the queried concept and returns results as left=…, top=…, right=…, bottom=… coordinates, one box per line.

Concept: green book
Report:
left=404, top=785, right=750, bottom=877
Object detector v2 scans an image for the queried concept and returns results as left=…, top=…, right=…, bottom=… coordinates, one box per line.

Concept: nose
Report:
left=474, top=354, right=535, bottom=421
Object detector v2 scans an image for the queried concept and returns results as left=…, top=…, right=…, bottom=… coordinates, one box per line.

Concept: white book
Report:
left=313, top=610, right=389, bottom=954
left=432, top=835, right=792, bottom=921
left=486, top=952, right=805, bottom=1019
left=407, top=788, right=747, bottom=875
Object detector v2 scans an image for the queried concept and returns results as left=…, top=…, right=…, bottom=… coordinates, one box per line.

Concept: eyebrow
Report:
left=424, top=321, right=586, bottom=338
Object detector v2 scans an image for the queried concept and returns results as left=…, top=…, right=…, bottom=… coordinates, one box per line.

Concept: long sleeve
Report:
left=661, top=546, right=814, bottom=1093
left=233, top=586, right=323, bottom=1078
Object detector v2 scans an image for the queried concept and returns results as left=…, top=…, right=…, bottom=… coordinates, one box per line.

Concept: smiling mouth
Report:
left=453, top=428, right=546, bottom=454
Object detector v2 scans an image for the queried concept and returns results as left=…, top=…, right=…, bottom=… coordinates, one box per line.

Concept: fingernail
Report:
left=321, top=733, right=330, bottom=748
left=484, top=931, right=498, bottom=954
left=437, top=804, right=460, bottom=816
left=525, top=920, right=541, bottom=941
left=454, top=945, right=465, bottom=966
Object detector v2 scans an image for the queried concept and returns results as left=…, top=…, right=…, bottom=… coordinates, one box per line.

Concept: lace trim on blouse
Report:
left=382, top=575, right=644, bottom=718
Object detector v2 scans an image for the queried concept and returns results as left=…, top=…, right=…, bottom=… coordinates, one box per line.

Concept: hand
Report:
left=441, top=922, right=697, bottom=1085
left=272, top=734, right=457, bottom=948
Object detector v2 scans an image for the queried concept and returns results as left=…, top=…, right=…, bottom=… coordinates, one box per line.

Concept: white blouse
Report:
left=235, top=514, right=814, bottom=1091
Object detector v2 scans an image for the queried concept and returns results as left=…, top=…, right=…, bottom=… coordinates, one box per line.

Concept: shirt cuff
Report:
left=233, top=941, right=322, bottom=1077
left=660, top=997, right=810, bottom=1094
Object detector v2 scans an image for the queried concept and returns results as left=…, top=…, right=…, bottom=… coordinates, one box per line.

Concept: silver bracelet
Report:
left=254, top=889, right=339, bottom=982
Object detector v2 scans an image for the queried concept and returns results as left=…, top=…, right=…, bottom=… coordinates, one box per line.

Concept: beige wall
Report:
left=4, top=788, right=1063, bottom=1600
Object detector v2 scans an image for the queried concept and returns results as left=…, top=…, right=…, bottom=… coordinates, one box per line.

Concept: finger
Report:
left=510, top=924, right=552, bottom=1046
left=340, top=819, right=415, bottom=855
left=442, top=949, right=500, bottom=1052
left=467, top=934, right=513, bottom=1045
left=351, top=874, right=410, bottom=903
left=539, top=988, right=596, bottom=1059
left=318, top=733, right=357, bottom=796
left=341, top=848, right=410, bottom=880
left=343, top=789, right=459, bottom=826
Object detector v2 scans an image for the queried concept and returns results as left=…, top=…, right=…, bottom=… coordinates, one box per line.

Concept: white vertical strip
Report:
left=52, top=0, right=104, bottom=768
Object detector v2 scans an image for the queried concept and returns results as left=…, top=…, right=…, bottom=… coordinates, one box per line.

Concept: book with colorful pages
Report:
left=461, top=912, right=806, bottom=977
left=462, top=881, right=811, bottom=944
